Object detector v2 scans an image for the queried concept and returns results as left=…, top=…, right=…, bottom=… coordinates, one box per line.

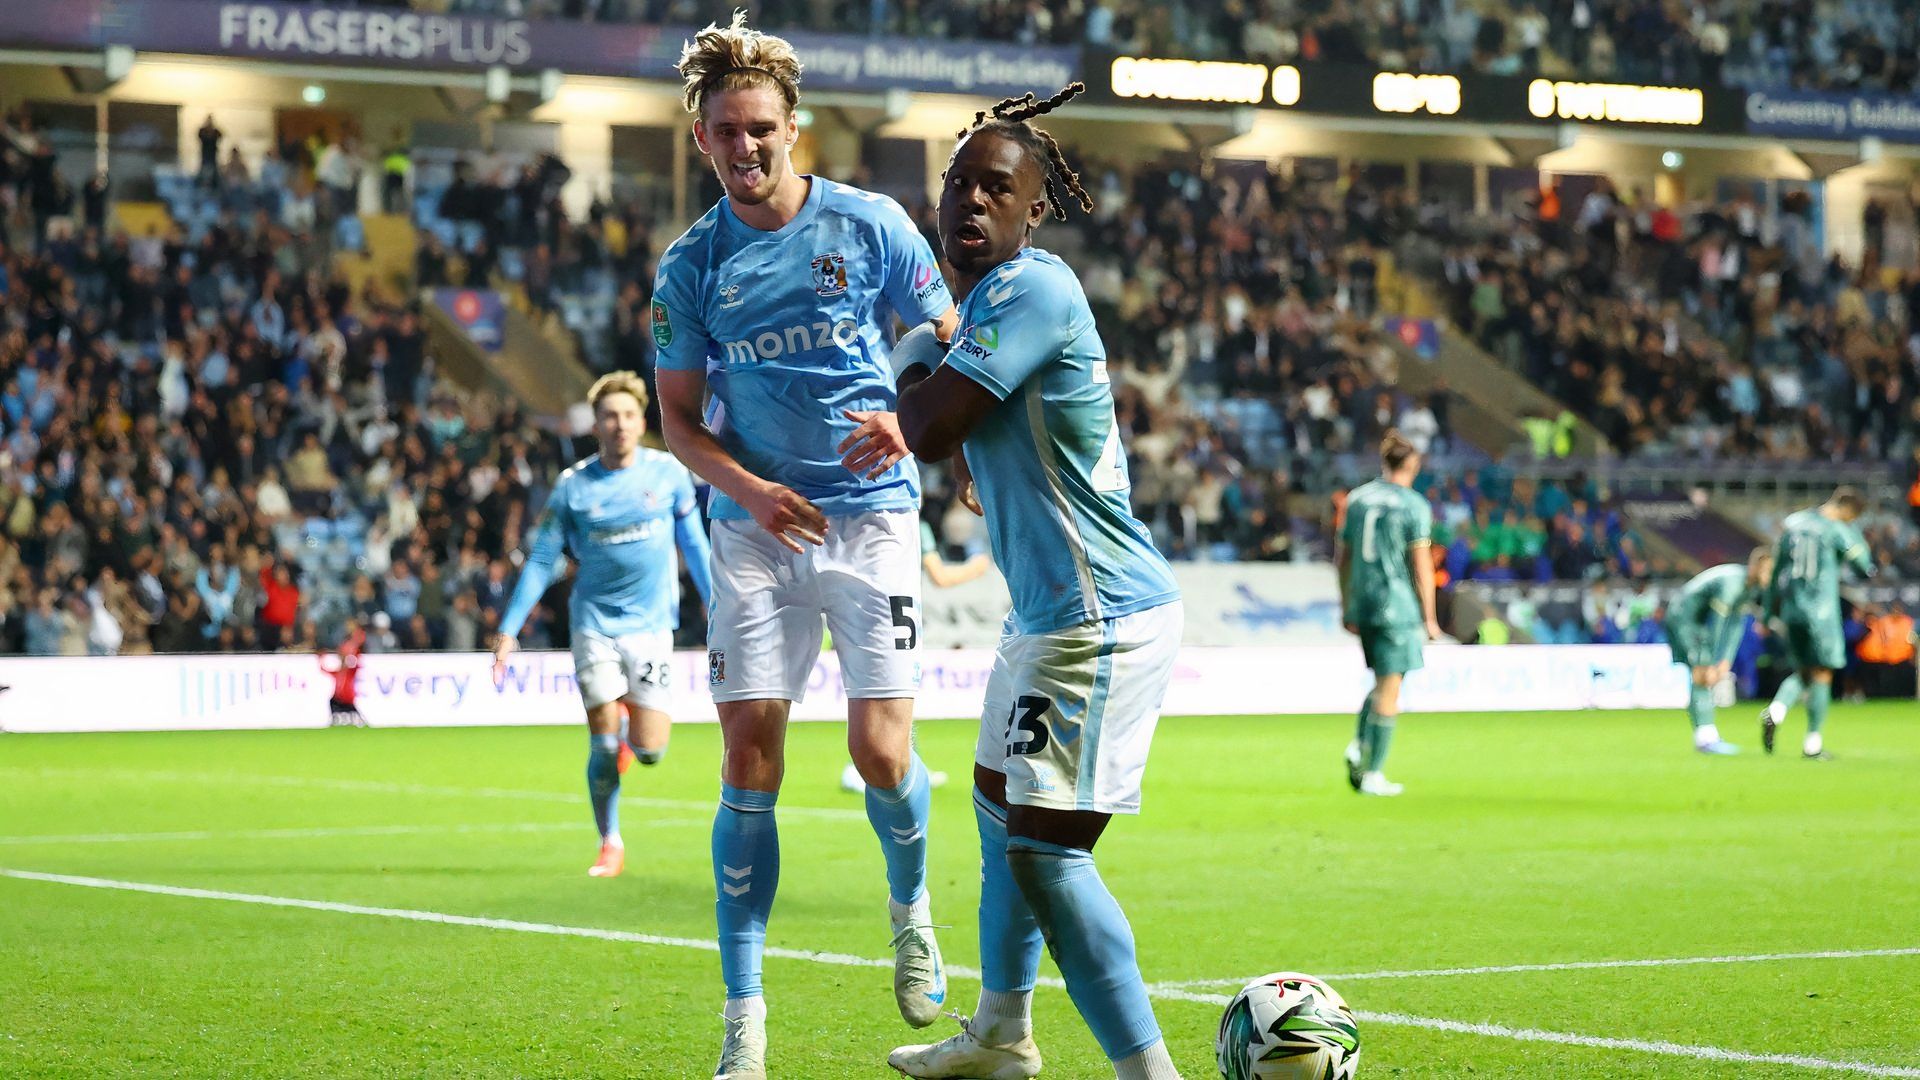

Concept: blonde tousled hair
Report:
left=589, top=370, right=649, bottom=413
left=677, top=11, right=803, bottom=116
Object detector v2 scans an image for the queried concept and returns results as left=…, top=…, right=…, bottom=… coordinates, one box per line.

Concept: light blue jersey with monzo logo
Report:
left=651, top=177, right=952, bottom=520
left=944, top=247, right=1179, bottom=635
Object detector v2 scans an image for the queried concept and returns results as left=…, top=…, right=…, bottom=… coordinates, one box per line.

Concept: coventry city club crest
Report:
left=810, top=252, right=848, bottom=297
left=708, top=650, right=726, bottom=686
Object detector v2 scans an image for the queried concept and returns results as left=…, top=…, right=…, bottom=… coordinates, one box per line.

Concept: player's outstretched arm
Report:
left=657, top=368, right=827, bottom=553
left=495, top=507, right=567, bottom=682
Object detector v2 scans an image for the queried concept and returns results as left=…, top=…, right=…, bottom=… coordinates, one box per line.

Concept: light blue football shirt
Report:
left=499, top=449, right=711, bottom=638
left=651, top=177, right=953, bottom=520
left=943, top=247, right=1180, bottom=636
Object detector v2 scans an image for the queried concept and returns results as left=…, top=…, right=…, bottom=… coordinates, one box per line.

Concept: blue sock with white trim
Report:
left=1006, top=836, right=1162, bottom=1061
left=865, top=753, right=932, bottom=906
left=586, top=733, right=621, bottom=842
left=713, top=784, right=779, bottom=1001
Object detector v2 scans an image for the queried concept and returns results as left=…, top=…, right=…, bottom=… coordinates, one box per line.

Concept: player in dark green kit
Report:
left=1663, top=548, right=1773, bottom=755
left=1338, top=432, right=1442, bottom=797
left=1761, top=487, right=1874, bottom=759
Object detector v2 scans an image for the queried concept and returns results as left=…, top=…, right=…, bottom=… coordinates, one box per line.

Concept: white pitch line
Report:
left=0, top=820, right=704, bottom=846
left=1138, top=985, right=1920, bottom=1077
left=1345, top=1012, right=1920, bottom=1078
left=0, top=868, right=923, bottom=974
left=1149, top=947, right=1920, bottom=990
left=4, top=767, right=870, bottom=822
left=4, top=869, right=1918, bottom=1078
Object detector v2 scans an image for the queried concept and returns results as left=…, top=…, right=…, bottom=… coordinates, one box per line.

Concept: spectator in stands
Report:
left=284, top=431, right=336, bottom=515
left=258, top=560, right=301, bottom=648
left=196, top=116, right=222, bottom=190
left=23, top=587, right=68, bottom=656
left=82, top=170, right=109, bottom=230
left=315, top=136, right=361, bottom=220
left=363, top=610, right=398, bottom=653
left=382, top=143, right=412, bottom=216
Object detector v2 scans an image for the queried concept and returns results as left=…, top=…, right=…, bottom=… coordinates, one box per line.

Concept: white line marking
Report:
left=1343, top=1012, right=1920, bottom=1078
left=0, top=820, right=704, bottom=846
left=3, top=767, right=870, bottom=821
left=4, top=868, right=1917, bottom=1077
left=0, top=869, right=909, bottom=973
left=1149, top=947, right=1920, bottom=989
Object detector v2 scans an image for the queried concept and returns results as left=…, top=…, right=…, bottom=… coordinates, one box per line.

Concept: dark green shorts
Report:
left=1360, top=623, right=1425, bottom=676
left=1780, top=613, right=1846, bottom=672
left=1666, top=621, right=1710, bottom=669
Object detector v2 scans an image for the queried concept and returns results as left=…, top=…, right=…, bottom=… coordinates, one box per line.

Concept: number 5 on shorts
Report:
left=889, top=595, right=918, bottom=651
left=1006, top=694, right=1052, bottom=757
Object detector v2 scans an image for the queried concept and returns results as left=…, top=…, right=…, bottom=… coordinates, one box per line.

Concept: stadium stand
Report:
left=278, top=1, right=1920, bottom=93
left=4, top=78, right=1916, bottom=660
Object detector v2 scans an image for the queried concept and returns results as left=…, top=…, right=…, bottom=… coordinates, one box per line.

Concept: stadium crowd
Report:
left=6, top=94, right=1916, bottom=655
left=1430, top=177, right=1920, bottom=465
left=0, top=112, right=627, bottom=657
left=313, top=0, right=1919, bottom=94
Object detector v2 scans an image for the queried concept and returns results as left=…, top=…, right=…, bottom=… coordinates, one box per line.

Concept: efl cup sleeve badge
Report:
left=810, top=252, right=848, bottom=297
left=708, top=649, right=726, bottom=686
left=651, top=299, right=673, bottom=349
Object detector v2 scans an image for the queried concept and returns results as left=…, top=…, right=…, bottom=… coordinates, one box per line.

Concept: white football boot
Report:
left=891, top=895, right=948, bottom=1028
left=889, top=1018, right=1043, bottom=1079
left=1358, top=771, right=1404, bottom=797
left=714, top=1012, right=767, bottom=1080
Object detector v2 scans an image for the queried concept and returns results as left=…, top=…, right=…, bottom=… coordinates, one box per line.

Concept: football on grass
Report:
left=1216, top=972, right=1360, bottom=1080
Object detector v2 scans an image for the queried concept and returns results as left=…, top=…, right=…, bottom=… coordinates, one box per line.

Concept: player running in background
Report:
left=889, top=83, right=1187, bottom=1080
left=1761, top=487, right=1874, bottom=759
left=1338, top=432, right=1442, bottom=798
left=321, top=621, right=367, bottom=727
left=1663, top=549, right=1772, bottom=755
left=649, top=16, right=959, bottom=1077
left=491, top=371, right=713, bottom=878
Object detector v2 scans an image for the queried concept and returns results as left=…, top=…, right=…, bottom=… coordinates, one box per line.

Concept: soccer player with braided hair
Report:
left=887, top=83, right=1187, bottom=1080
left=649, top=13, right=960, bottom=1079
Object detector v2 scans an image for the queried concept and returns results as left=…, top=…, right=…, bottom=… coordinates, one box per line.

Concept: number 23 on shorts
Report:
left=1006, top=694, right=1052, bottom=757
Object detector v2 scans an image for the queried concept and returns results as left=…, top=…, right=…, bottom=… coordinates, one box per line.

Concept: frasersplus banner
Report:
left=0, top=0, right=1076, bottom=96
left=0, top=644, right=1688, bottom=733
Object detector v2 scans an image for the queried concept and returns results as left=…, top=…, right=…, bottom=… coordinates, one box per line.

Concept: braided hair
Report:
left=949, top=82, right=1095, bottom=222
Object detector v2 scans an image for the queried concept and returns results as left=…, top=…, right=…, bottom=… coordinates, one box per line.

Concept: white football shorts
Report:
left=706, top=510, right=922, bottom=703
left=571, top=627, right=675, bottom=712
left=973, top=601, right=1184, bottom=815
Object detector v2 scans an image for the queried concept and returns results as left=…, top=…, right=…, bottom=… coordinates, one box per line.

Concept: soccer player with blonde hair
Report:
left=649, top=14, right=960, bottom=1078
left=493, top=371, right=712, bottom=877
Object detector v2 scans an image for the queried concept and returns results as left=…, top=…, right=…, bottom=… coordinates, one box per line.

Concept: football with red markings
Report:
left=1217, top=972, right=1361, bottom=1080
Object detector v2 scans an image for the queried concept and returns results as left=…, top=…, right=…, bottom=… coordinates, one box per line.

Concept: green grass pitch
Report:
left=3, top=704, right=1917, bottom=1078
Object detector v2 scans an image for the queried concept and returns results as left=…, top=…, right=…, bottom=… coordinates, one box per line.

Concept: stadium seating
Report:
left=321, top=1, right=1919, bottom=93
left=3, top=100, right=1913, bottom=658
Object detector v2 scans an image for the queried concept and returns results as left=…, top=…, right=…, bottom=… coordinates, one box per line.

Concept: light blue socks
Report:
left=714, top=784, right=779, bottom=1000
